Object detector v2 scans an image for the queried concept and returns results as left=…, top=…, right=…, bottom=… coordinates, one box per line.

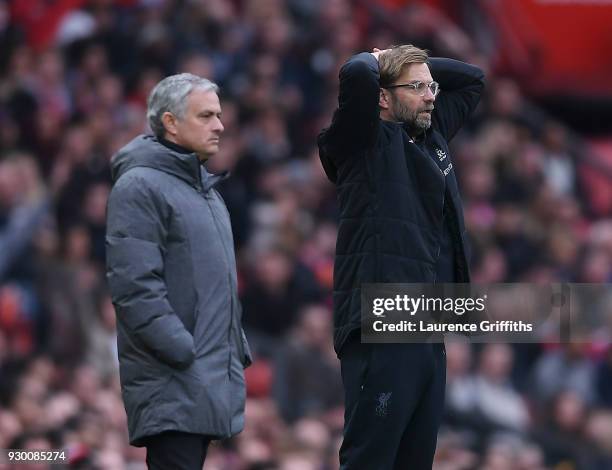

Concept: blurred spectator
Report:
left=530, top=343, right=597, bottom=406
left=533, top=391, right=593, bottom=469
left=273, top=304, right=343, bottom=423
left=241, top=245, right=323, bottom=352
left=470, top=344, right=530, bottom=433
left=583, top=409, right=612, bottom=468
left=444, top=340, right=485, bottom=440
left=0, top=153, right=50, bottom=281
left=596, top=346, right=612, bottom=409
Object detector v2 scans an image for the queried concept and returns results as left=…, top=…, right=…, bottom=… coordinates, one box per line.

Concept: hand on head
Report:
left=370, top=47, right=391, bottom=61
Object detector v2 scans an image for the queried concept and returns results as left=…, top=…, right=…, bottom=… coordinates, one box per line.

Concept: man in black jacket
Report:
left=318, top=45, right=484, bottom=469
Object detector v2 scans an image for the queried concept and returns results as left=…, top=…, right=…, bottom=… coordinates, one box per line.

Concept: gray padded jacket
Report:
left=106, top=135, right=251, bottom=446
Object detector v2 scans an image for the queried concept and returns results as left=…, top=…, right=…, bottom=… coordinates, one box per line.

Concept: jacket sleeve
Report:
left=429, top=58, right=485, bottom=142
left=319, top=52, right=380, bottom=158
left=106, top=175, right=195, bottom=369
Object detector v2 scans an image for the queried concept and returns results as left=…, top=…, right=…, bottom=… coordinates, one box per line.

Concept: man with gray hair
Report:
left=106, top=73, right=252, bottom=469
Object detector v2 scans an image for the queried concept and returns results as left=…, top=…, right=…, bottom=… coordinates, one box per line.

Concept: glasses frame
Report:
left=383, top=81, right=440, bottom=97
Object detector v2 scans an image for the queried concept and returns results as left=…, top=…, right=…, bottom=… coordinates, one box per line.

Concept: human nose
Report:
left=423, top=86, right=436, bottom=100
left=214, top=117, right=224, bottom=133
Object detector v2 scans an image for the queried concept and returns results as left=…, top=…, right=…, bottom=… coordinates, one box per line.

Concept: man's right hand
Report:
left=370, top=47, right=391, bottom=61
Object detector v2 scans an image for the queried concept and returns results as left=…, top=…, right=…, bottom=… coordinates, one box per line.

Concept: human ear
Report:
left=161, top=112, right=178, bottom=137
left=379, top=89, right=390, bottom=110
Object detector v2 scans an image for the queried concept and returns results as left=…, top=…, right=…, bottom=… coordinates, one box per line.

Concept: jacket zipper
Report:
left=433, top=178, right=446, bottom=283
left=196, top=186, right=237, bottom=431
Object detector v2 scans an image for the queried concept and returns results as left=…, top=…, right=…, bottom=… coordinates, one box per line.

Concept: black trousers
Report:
left=145, top=431, right=211, bottom=470
left=339, top=338, right=446, bottom=470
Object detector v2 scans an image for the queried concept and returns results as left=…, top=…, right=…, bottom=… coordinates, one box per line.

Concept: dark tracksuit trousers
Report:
left=339, top=337, right=447, bottom=470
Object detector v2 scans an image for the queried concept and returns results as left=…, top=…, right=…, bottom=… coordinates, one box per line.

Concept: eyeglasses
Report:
left=384, top=81, right=440, bottom=97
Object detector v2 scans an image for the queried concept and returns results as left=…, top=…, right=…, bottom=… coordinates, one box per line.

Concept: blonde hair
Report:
left=378, top=45, right=429, bottom=88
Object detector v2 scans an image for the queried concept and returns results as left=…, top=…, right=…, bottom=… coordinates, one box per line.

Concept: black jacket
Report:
left=318, top=52, right=484, bottom=355
left=106, top=135, right=252, bottom=446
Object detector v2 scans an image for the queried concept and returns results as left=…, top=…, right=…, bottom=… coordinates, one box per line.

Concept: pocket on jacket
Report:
left=188, top=307, right=197, bottom=334
left=340, top=337, right=373, bottom=393
left=240, top=329, right=253, bottom=368
left=359, top=343, right=374, bottom=391
left=235, top=302, right=252, bottom=368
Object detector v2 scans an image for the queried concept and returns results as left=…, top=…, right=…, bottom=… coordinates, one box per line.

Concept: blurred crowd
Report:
left=0, top=0, right=611, bottom=469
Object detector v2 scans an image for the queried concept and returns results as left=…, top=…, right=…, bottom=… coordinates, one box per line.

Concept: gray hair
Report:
left=146, top=73, right=219, bottom=138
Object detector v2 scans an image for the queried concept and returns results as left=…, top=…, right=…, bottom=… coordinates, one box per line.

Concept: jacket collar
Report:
left=111, top=135, right=229, bottom=192
left=401, top=122, right=430, bottom=143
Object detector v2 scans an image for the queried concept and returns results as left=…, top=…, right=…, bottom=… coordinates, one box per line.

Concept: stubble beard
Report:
left=393, top=101, right=432, bottom=133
